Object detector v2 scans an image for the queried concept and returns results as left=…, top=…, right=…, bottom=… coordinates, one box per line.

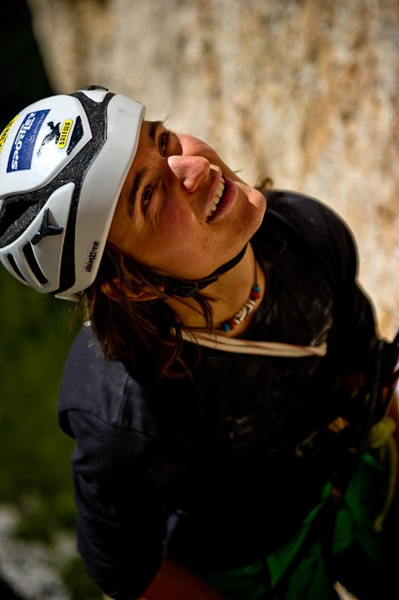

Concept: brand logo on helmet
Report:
left=57, top=119, right=73, bottom=149
left=7, top=110, right=49, bottom=172
left=85, top=241, right=100, bottom=273
left=37, top=121, right=61, bottom=156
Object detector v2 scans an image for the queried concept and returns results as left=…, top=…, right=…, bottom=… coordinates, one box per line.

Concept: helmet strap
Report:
left=163, top=245, right=248, bottom=298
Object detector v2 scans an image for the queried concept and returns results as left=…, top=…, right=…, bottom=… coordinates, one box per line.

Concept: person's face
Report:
left=107, top=121, right=266, bottom=281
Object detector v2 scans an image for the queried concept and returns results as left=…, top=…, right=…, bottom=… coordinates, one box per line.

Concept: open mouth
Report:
left=206, top=177, right=225, bottom=222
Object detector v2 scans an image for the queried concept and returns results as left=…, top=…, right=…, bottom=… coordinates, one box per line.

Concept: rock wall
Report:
left=27, top=0, right=399, bottom=337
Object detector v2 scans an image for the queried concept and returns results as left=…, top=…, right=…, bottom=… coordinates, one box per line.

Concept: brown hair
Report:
left=82, top=243, right=213, bottom=379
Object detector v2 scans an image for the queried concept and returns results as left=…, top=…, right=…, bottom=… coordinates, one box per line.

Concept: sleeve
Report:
left=63, top=408, right=167, bottom=600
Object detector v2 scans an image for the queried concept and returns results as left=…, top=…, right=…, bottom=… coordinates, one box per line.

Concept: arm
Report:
left=69, top=414, right=171, bottom=599
left=64, top=406, right=223, bottom=600
left=58, top=331, right=189, bottom=599
left=140, top=558, right=229, bottom=600
left=102, top=559, right=229, bottom=600
left=67, top=416, right=230, bottom=600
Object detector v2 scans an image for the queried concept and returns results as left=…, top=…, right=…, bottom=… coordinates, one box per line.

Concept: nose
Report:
left=167, top=155, right=210, bottom=192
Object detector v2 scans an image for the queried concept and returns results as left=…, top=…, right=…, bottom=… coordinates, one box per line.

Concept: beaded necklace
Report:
left=219, top=258, right=262, bottom=332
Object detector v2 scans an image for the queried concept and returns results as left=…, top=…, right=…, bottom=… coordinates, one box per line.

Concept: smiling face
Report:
left=107, top=121, right=266, bottom=281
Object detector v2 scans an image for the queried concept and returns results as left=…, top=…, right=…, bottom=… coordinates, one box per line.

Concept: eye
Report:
left=158, top=129, right=181, bottom=157
left=142, top=186, right=154, bottom=212
left=158, top=131, right=171, bottom=156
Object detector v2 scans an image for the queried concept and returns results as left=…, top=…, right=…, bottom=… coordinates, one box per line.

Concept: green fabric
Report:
left=265, top=482, right=332, bottom=589
left=204, top=452, right=396, bottom=600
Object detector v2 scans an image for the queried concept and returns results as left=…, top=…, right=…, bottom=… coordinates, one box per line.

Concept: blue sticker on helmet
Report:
left=7, top=109, right=50, bottom=172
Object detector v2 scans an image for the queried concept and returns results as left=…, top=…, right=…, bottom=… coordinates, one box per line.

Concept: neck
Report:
left=166, top=244, right=265, bottom=336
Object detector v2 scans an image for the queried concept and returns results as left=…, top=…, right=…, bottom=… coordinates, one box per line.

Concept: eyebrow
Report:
left=128, top=167, right=146, bottom=216
left=127, top=121, right=163, bottom=216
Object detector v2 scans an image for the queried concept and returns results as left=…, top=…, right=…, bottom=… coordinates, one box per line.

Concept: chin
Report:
left=245, top=185, right=267, bottom=209
left=237, top=190, right=266, bottom=235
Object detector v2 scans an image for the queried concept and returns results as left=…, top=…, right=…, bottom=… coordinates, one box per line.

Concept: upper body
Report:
left=0, top=88, right=396, bottom=600
left=59, top=189, right=381, bottom=599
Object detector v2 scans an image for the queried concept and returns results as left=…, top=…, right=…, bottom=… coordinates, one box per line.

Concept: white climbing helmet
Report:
left=0, top=85, right=145, bottom=300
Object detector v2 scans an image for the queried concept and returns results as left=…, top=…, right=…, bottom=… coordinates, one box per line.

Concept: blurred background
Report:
left=0, top=0, right=398, bottom=597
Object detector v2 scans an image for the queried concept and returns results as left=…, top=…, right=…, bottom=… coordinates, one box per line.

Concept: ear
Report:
left=100, top=279, right=163, bottom=302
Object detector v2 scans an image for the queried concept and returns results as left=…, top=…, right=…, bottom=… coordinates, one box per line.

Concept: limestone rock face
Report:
left=28, top=0, right=399, bottom=337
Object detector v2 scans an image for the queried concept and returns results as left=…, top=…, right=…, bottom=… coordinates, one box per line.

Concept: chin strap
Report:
left=164, top=244, right=248, bottom=297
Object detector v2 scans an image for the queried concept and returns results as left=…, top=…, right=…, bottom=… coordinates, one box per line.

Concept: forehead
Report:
left=125, top=120, right=161, bottom=171
left=116, top=121, right=159, bottom=212
left=126, top=118, right=166, bottom=172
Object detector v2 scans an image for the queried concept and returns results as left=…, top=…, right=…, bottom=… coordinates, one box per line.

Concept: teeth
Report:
left=207, top=177, right=225, bottom=220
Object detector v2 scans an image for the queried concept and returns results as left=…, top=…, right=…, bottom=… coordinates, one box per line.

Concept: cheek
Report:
left=159, top=197, right=198, bottom=235
left=141, top=206, right=198, bottom=264
left=108, top=210, right=130, bottom=249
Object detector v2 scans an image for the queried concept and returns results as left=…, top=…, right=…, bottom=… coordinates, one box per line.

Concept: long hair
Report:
left=83, top=243, right=213, bottom=379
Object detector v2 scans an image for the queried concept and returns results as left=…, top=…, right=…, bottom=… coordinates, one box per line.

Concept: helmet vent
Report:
left=6, top=253, right=27, bottom=283
left=67, top=115, right=83, bottom=155
left=0, top=198, right=41, bottom=247
left=22, top=242, right=48, bottom=285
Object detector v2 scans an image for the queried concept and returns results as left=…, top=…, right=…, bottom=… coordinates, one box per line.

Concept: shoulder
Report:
left=58, top=324, right=185, bottom=437
left=59, top=325, right=130, bottom=412
left=58, top=327, right=191, bottom=481
left=263, top=189, right=352, bottom=240
left=258, top=189, right=358, bottom=278
left=58, top=325, right=150, bottom=434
